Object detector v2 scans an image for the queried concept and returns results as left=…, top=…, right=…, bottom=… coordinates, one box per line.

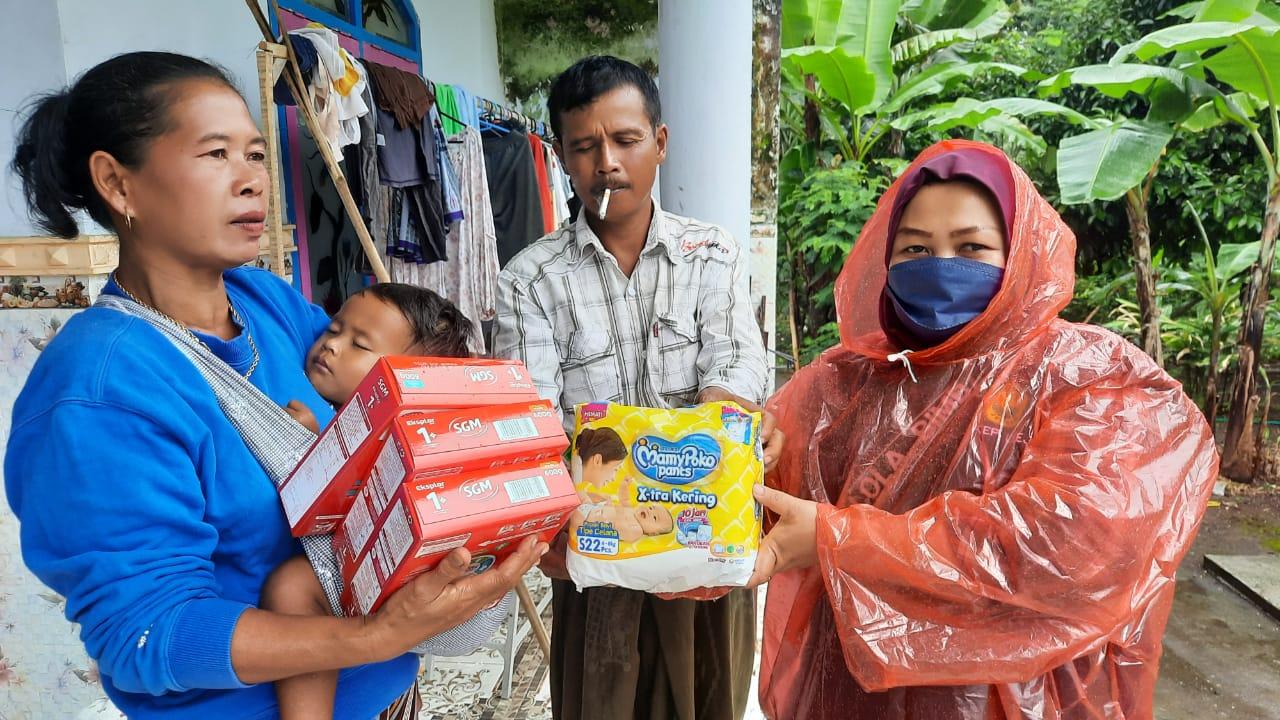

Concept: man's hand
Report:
left=747, top=484, right=819, bottom=589
left=538, top=529, right=571, bottom=581
left=285, top=400, right=320, bottom=434
left=697, top=387, right=785, bottom=472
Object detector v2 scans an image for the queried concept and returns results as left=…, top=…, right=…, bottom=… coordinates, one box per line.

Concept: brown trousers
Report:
left=549, top=580, right=756, bottom=720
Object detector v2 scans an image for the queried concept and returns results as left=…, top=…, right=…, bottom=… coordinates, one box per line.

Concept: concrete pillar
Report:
left=658, top=0, right=752, bottom=244
left=658, top=0, right=777, bottom=388
left=751, top=0, right=781, bottom=391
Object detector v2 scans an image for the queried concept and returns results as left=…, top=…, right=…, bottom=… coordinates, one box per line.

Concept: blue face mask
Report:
left=886, top=257, right=1004, bottom=346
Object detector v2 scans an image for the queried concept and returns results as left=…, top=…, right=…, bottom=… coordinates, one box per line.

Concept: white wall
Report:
left=413, top=0, right=506, bottom=103
left=57, top=0, right=267, bottom=118
left=0, top=0, right=67, bottom=235
left=657, top=0, right=753, bottom=255
left=0, top=0, right=265, bottom=236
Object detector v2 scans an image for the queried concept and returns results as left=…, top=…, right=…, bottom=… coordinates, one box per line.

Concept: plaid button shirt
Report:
left=494, top=200, right=768, bottom=431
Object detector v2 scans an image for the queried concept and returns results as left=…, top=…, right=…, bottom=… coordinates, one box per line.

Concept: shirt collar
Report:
left=573, top=196, right=674, bottom=262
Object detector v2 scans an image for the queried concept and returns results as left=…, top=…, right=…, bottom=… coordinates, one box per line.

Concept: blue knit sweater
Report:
left=4, top=267, right=417, bottom=719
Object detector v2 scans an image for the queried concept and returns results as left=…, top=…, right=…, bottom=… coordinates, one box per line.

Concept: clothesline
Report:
left=422, top=77, right=553, bottom=140
left=476, top=97, right=553, bottom=140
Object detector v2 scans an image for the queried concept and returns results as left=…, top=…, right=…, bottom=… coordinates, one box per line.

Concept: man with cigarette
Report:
left=494, top=55, right=771, bottom=720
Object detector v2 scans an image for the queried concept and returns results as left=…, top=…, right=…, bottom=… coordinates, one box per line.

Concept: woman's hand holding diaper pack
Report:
left=747, top=484, right=818, bottom=589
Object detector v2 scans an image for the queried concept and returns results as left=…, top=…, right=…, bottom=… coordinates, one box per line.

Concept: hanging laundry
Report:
left=449, top=85, right=482, bottom=130
left=330, top=48, right=368, bottom=149
left=293, top=25, right=344, bottom=80
left=383, top=187, right=439, bottom=265
left=432, top=106, right=465, bottom=225
left=271, top=35, right=317, bottom=106
left=392, top=127, right=499, bottom=353
left=298, top=52, right=341, bottom=158
left=528, top=134, right=557, bottom=235
left=437, top=85, right=466, bottom=136
left=332, top=48, right=362, bottom=96
left=362, top=59, right=451, bottom=264
left=363, top=61, right=432, bottom=131
left=373, top=109, right=429, bottom=187
left=483, top=127, right=547, bottom=266
left=546, top=148, right=572, bottom=227
left=347, top=83, right=393, bottom=276
left=291, top=25, right=368, bottom=154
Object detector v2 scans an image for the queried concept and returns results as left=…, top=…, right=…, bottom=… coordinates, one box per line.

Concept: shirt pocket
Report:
left=655, top=312, right=701, bottom=403
left=557, top=329, right=622, bottom=404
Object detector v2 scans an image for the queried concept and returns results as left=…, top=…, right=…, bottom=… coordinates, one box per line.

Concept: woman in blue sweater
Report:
left=4, top=52, right=544, bottom=719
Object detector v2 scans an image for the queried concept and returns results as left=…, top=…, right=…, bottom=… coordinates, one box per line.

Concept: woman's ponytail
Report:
left=11, top=92, right=81, bottom=238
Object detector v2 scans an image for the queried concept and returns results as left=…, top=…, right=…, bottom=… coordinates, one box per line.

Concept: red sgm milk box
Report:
left=332, top=400, right=571, bottom=570
left=279, top=356, right=539, bottom=536
left=338, top=460, right=578, bottom=616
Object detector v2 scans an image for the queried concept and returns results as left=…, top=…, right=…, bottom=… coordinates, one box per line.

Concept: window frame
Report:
left=276, top=0, right=421, bottom=67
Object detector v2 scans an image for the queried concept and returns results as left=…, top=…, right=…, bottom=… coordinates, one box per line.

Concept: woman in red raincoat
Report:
left=750, top=140, right=1218, bottom=719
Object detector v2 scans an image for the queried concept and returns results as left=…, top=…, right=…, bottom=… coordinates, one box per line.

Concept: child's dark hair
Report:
left=361, top=283, right=474, bottom=358
left=547, top=55, right=661, bottom=139
left=11, top=52, right=238, bottom=238
left=576, top=427, right=627, bottom=463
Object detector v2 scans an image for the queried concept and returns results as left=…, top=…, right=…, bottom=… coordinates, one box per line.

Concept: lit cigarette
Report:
left=598, top=188, right=612, bottom=219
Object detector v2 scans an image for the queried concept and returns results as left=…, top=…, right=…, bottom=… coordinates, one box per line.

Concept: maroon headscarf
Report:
left=879, top=148, right=1018, bottom=348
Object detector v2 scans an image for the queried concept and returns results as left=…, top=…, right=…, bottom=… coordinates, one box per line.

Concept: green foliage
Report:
left=1056, top=120, right=1173, bottom=203
left=494, top=0, right=658, bottom=111
left=1149, top=126, right=1270, bottom=253
left=1065, top=238, right=1280, bottom=415
left=777, top=0, right=1278, bottom=387
left=779, top=163, right=891, bottom=364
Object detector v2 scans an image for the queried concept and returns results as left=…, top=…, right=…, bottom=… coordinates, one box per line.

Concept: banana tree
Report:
left=1035, top=63, right=1247, bottom=366
left=781, top=0, right=1024, bottom=164
left=1179, top=202, right=1261, bottom=421
left=895, top=0, right=1013, bottom=64
left=1110, top=10, right=1280, bottom=478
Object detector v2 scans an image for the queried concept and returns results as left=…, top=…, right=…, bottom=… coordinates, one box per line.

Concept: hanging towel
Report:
left=364, top=60, right=433, bottom=130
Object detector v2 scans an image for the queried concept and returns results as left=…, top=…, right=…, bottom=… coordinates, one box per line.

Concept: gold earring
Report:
left=125, top=212, right=133, bottom=229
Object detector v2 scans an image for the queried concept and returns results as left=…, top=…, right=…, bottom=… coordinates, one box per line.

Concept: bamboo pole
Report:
left=515, top=581, right=552, bottom=657
left=254, top=42, right=290, bottom=278
left=244, top=0, right=389, bottom=283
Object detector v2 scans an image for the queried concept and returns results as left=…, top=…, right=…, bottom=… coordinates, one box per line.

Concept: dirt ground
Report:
left=1154, top=485, right=1280, bottom=720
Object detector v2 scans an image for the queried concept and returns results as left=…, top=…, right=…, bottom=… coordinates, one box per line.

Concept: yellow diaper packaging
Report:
left=566, top=401, right=763, bottom=593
